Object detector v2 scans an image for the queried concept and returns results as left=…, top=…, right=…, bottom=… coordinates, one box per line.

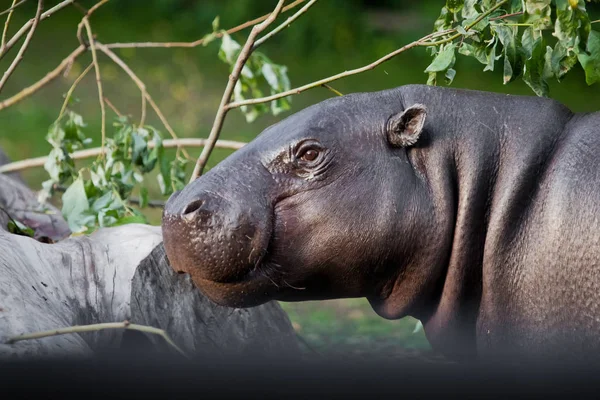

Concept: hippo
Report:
left=161, top=84, right=600, bottom=361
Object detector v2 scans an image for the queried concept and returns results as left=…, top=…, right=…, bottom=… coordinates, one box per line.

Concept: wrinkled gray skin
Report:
left=162, top=84, right=600, bottom=361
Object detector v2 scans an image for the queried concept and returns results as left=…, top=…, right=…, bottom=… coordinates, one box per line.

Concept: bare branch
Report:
left=0, top=0, right=43, bottom=95
left=0, top=0, right=73, bottom=61
left=104, top=0, right=306, bottom=50
left=0, top=0, right=27, bottom=17
left=0, top=44, right=85, bottom=111
left=225, top=1, right=508, bottom=112
left=226, top=40, right=422, bottom=110
left=254, top=0, right=318, bottom=49
left=6, top=320, right=188, bottom=358
left=57, top=62, right=94, bottom=121
left=321, top=83, right=343, bottom=96
left=103, top=96, right=123, bottom=118
left=0, top=138, right=246, bottom=174
left=96, top=42, right=190, bottom=159
left=190, top=0, right=286, bottom=181
left=81, top=18, right=107, bottom=159
left=1, top=0, right=20, bottom=52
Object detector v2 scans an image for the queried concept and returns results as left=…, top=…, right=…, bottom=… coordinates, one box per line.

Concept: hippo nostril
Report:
left=182, top=199, right=205, bottom=216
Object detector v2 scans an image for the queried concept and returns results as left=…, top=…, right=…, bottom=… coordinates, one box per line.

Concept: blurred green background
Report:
left=1, top=0, right=598, bottom=358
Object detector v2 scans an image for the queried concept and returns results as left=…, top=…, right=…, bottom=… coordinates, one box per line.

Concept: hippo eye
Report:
left=300, top=149, right=319, bottom=162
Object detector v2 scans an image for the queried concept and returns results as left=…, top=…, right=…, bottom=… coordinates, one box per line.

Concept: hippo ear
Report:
left=387, top=104, right=427, bottom=147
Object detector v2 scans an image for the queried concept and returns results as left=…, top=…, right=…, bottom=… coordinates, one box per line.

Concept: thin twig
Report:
left=1, top=0, right=19, bottom=51
left=0, top=0, right=27, bottom=17
left=57, top=62, right=94, bottom=122
left=0, top=138, right=246, bottom=174
left=0, top=0, right=73, bottom=61
left=103, top=96, right=123, bottom=118
left=592, top=19, right=600, bottom=25
left=490, top=11, right=523, bottom=21
left=321, top=83, right=343, bottom=96
left=253, top=0, right=318, bottom=49
left=226, top=0, right=508, bottom=111
left=104, top=0, right=306, bottom=49
left=82, top=18, right=106, bottom=160
left=417, top=0, right=508, bottom=47
left=0, top=0, right=43, bottom=95
left=95, top=42, right=190, bottom=159
left=190, top=0, right=286, bottom=181
left=0, top=44, right=86, bottom=111
left=6, top=320, right=188, bottom=357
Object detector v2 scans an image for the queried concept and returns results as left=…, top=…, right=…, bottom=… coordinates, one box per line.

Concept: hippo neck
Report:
left=395, top=85, right=572, bottom=359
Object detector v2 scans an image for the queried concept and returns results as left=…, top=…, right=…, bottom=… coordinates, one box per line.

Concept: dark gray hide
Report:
left=162, top=84, right=600, bottom=361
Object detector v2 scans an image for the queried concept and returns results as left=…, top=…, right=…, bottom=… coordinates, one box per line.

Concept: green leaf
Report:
left=61, top=175, right=93, bottom=233
left=522, top=34, right=550, bottom=96
left=425, top=43, right=457, bottom=73
left=446, top=0, right=464, bottom=14
left=7, top=218, right=35, bottom=238
left=551, top=41, right=579, bottom=79
left=445, top=68, right=457, bottom=84
left=523, top=0, right=552, bottom=30
left=493, top=24, right=522, bottom=83
left=111, top=214, right=148, bottom=227
left=212, top=16, right=220, bottom=32
left=577, top=30, right=600, bottom=85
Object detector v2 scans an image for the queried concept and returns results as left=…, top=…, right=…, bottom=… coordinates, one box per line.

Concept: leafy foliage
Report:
left=39, top=112, right=188, bottom=234
left=427, top=0, right=600, bottom=96
left=204, top=18, right=293, bottom=123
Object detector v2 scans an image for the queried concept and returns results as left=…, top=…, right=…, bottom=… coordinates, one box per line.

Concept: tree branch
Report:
left=0, top=0, right=27, bottom=17
left=57, top=62, right=94, bottom=121
left=190, top=0, right=286, bottom=181
left=0, top=138, right=246, bottom=174
left=0, top=0, right=43, bottom=95
left=103, top=96, right=123, bottom=118
left=95, top=42, right=190, bottom=159
left=1, top=0, right=20, bottom=52
left=0, top=0, right=73, bottom=61
left=253, top=0, right=318, bottom=49
left=103, top=0, right=306, bottom=50
left=6, top=320, right=188, bottom=358
left=0, top=44, right=85, bottom=111
left=226, top=0, right=507, bottom=111
left=81, top=18, right=107, bottom=160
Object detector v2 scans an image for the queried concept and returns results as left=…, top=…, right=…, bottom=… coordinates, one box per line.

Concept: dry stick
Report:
left=0, top=44, right=85, bottom=111
left=82, top=18, right=107, bottom=160
left=227, top=1, right=507, bottom=111
left=1, top=0, right=19, bottom=51
left=96, top=42, right=190, bottom=159
left=322, top=83, right=343, bottom=96
left=103, top=96, right=123, bottom=118
left=104, top=0, right=306, bottom=49
left=253, top=0, right=318, bottom=49
left=0, top=0, right=27, bottom=17
left=0, top=138, right=246, bottom=174
left=0, top=0, right=43, bottom=95
left=190, top=0, right=286, bottom=181
left=6, top=320, right=188, bottom=357
left=0, top=0, right=73, bottom=61
left=57, top=62, right=94, bottom=122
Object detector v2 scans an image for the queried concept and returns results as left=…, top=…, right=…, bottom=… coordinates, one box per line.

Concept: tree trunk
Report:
left=0, top=156, right=299, bottom=360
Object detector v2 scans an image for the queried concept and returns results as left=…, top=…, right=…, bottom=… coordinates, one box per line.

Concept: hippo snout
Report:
left=161, top=172, right=275, bottom=306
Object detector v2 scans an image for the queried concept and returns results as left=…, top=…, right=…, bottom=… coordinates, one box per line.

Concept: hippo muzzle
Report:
left=162, top=162, right=276, bottom=307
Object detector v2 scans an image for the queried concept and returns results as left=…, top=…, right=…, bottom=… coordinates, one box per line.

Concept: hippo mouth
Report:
left=161, top=189, right=284, bottom=308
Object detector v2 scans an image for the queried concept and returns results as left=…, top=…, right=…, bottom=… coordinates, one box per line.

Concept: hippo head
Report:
left=162, top=88, right=434, bottom=317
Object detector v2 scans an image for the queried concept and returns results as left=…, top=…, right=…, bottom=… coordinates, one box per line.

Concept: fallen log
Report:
left=0, top=155, right=299, bottom=359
